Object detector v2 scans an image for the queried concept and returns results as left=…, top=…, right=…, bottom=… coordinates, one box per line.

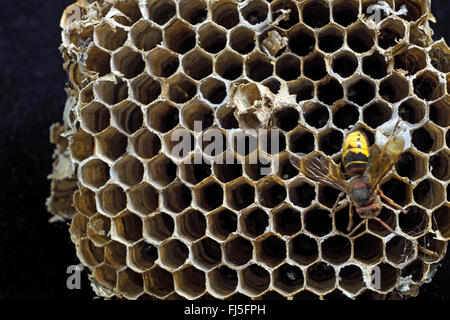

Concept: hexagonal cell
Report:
left=303, top=102, right=329, bottom=129
left=398, top=98, right=426, bottom=124
left=271, top=0, right=299, bottom=29
left=259, top=129, right=286, bottom=155
left=147, top=48, right=179, bottom=78
left=111, top=210, right=143, bottom=245
left=208, top=265, right=238, bottom=297
left=92, top=264, right=117, bottom=291
left=143, top=265, right=174, bottom=297
left=86, top=213, right=111, bottom=246
left=76, top=230, right=108, bottom=264
left=96, top=128, right=128, bottom=161
left=272, top=205, right=301, bottom=236
left=240, top=207, right=268, bottom=238
left=207, top=208, right=237, bottom=241
left=175, top=209, right=205, bottom=242
left=229, top=26, right=255, bottom=55
left=159, top=239, right=189, bottom=269
left=198, top=23, right=227, bottom=54
left=256, top=177, right=286, bottom=209
left=163, top=128, right=195, bottom=159
left=98, top=184, right=127, bottom=216
left=194, top=179, right=224, bottom=212
left=244, top=152, right=271, bottom=181
left=215, top=50, right=244, bottom=81
left=288, top=178, right=316, bottom=208
left=418, top=233, right=446, bottom=262
left=131, top=74, right=161, bottom=106
left=412, top=123, right=443, bottom=153
left=395, top=150, right=427, bottom=181
left=429, top=43, right=450, bottom=73
left=242, top=0, right=268, bottom=25
left=304, top=205, right=332, bottom=237
left=433, top=205, right=450, bottom=239
left=80, top=158, right=110, bottom=189
left=354, top=233, right=383, bottom=264
left=272, top=106, right=299, bottom=132
left=112, top=101, right=143, bottom=135
left=275, top=54, right=300, bottom=81
left=211, top=0, right=239, bottom=29
left=128, top=183, right=158, bottom=216
left=374, top=263, right=400, bottom=293
left=128, top=240, right=158, bottom=272
left=112, top=47, right=145, bottom=79
left=117, top=268, right=144, bottom=299
left=182, top=49, right=213, bottom=81
left=142, top=213, right=173, bottom=244
left=113, top=156, right=144, bottom=187
left=289, top=78, right=314, bottom=102
left=318, top=25, right=344, bottom=53
left=191, top=237, right=222, bottom=270
left=84, top=45, right=111, bottom=77
left=181, top=100, right=214, bottom=131
left=275, top=153, right=299, bottom=180
left=331, top=51, right=358, bottom=79
left=379, top=73, right=409, bottom=103
left=394, top=48, right=427, bottom=76
left=332, top=102, right=359, bottom=130
left=318, top=128, right=344, bottom=156
left=104, top=240, right=127, bottom=269
left=363, top=101, right=392, bottom=129
left=347, top=77, right=376, bottom=106
left=273, top=263, right=304, bottom=294
left=231, top=131, right=257, bottom=157
left=430, top=150, right=450, bottom=182
left=240, top=264, right=270, bottom=296
left=201, top=126, right=228, bottom=156
left=302, top=0, right=330, bottom=28
left=213, top=153, right=242, bottom=184
left=401, top=259, right=426, bottom=283
left=179, top=155, right=211, bottom=186
left=94, top=77, right=128, bottom=105
left=289, top=234, right=319, bottom=265
left=378, top=18, right=406, bottom=50
left=146, top=101, right=179, bottom=134
left=288, top=24, right=315, bottom=57
left=380, top=176, right=412, bottom=208
left=338, top=265, right=364, bottom=295
left=306, top=262, right=336, bottom=294
left=430, top=97, right=450, bottom=128
left=226, top=179, right=255, bottom=211
left=398, top=205, right=428, bottom=237
left=94, top=22, right=127, bottom=51
left=303, top=52, right=327, bottom=81
left=200, top=77, right=227, bottom=105
left=335, top=204, right=363, bottom=236
left=321, top=235, right=351, bottom=265
left=174, top=265, right=206, bottom=299
left=147, top=154, right=177, bottom=188
left=167, top=74, right=197, bottom=103
left=164, top=20, right=196, bottom=54
left=288, top=127, right=315, bottom=155
left=347, top=22, right=375, bottom=53
left=255, top=234, right=286, bottom=268
left=162, top=182, right=192, bottom=213
left=414, top=178, right=445, bottom=209
left=367, top=207, right=397, bottom=237
left=224, top=236, right=253, bottom=266
left=130, top=21, right=162, bottom=51
left=317, top=77, right=344, bottom=105
left=363, top=51, right=388, bottom=79
left=73, top=188, right=97, bottom=217
left=70, top=213, right=88, bottom=241
left=179, top=0, right=207, bottom=25
left=395, top=0, right=426, bottom=21
left=131, top=129, right=161, bottom=160
left=113, top=0, right=142, bottom=25
left=332, top=0, right=358, bottom=27
left=414, top=71, right=444, bottom=101
left=81, top=102, right=110, bottom=134
left=386, top=236, right=415, bottom=266
left=70, top=129, right=95, bottom=162
left=245, top=52, right=273, bottom=82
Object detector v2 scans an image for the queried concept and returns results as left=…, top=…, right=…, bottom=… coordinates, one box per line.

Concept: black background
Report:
left=0, top=0, right=449, bottom=300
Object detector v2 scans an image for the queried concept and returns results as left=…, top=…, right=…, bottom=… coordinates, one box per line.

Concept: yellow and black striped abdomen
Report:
left=342, top=131, right=369, bottom=175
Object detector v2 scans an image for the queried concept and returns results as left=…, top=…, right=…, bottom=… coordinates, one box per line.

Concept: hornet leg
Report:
left=378, top=190, right=407, bottom=213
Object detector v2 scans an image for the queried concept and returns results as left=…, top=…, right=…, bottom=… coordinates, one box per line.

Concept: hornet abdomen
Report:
left=342, top=131, right=369, bottom=175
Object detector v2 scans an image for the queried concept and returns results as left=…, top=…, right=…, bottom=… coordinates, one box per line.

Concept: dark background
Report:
left=0, top=0, right=449, bottom=300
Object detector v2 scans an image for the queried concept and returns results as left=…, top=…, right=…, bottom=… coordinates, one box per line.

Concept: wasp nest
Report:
left=49, top=0, right=450, bottom=300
